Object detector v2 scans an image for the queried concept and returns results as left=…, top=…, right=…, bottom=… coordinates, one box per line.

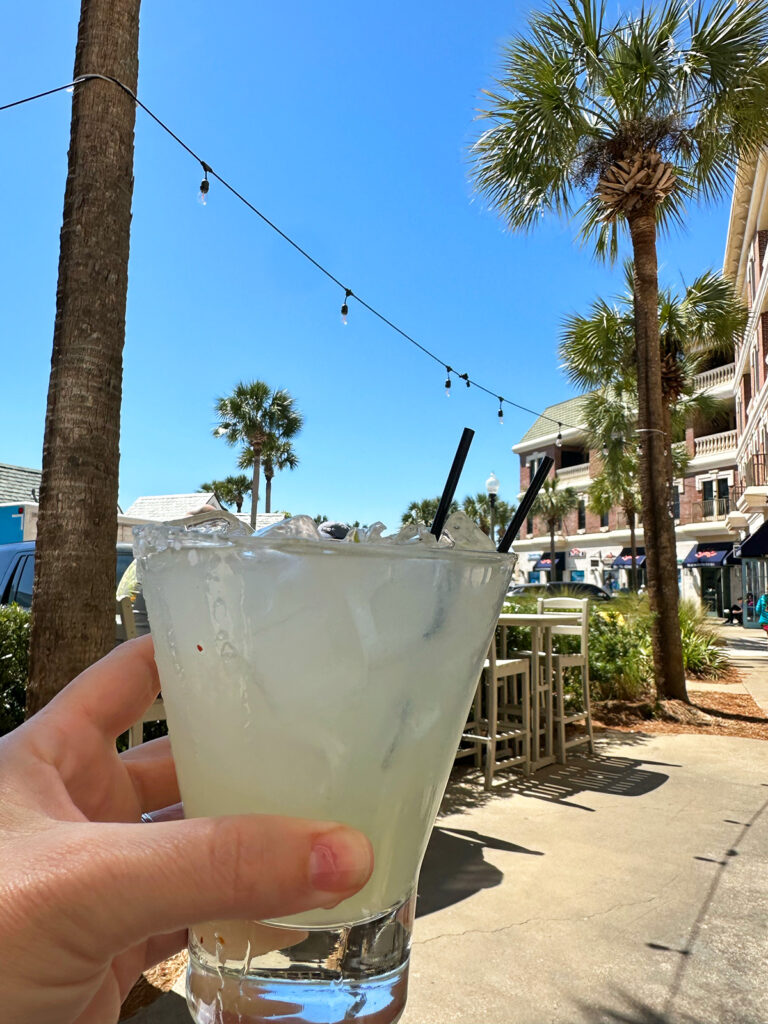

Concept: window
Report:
left=600, top=509, right=609, bottom=528
left=577, top=499, right=586, bottom=531
left=749, top=255, right=756, bottom=307
left=672, top=485, right=680, bottom=520
left=7, top=555, right=34, bottom=608
left=526, top=516, right=534, bottom=536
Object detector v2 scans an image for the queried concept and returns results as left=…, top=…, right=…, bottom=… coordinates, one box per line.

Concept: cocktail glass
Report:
left=135, top=516, right=515, bottom=1024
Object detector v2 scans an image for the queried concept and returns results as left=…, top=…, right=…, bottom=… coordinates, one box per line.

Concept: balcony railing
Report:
left=744, top=453, right=768, bottom=487
left=693, top=362, right=735, bottom=392
left=693, top=430, right=737, bottom=458
left=556, top=462, right=590, bottom=481
left=691, top=497, right=731, bottom=521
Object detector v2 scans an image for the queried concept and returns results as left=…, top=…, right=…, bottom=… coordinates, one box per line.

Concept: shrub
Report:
left=0, top=605, right=30, bottom=736
left=678, top=598, right=729, bottom=678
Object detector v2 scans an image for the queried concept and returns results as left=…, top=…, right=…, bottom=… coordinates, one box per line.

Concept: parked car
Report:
left=0, top=541, right=135, bottom=610
left=507, top=581, right=613, bottom=601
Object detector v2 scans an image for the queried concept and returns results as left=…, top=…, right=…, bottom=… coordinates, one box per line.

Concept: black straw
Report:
left=430, top=427, right=475, bottom=539
left=497, top=455, right=554, bottom=553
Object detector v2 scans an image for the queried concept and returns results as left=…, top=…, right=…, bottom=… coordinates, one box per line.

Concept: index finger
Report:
left=47, top=635, right=161, bottom=740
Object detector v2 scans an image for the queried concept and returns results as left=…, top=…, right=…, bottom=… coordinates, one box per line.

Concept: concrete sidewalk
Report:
left=131, top=636, right=768, bottom=1024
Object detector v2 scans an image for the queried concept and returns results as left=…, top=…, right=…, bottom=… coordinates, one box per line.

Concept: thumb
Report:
left=45, top=815, right=373, bottom=955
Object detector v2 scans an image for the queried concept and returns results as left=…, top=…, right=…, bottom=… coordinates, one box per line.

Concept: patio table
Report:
left=497, top=612, right=581, bottom=769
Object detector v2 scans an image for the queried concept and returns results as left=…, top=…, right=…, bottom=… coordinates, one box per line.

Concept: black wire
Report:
left=2, top=75, right=576, bottom=430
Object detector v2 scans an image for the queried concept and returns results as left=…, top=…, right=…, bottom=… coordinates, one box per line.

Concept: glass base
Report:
left=185, top=894, right=414, bottom=1024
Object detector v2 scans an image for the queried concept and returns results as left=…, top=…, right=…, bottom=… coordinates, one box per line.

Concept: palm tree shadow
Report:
left=574, top=992, right=698, bottom=1024
left=416, top=826, right=543, bottom=917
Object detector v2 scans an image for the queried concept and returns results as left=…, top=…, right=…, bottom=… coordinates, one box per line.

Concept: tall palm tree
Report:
left=213, top=382, right=302, bottom=529
left=531, top=479, right=579, bottom=582
left=200, top=475, right=251, bottom=513
left=27, top=0, right=141, bottom=716
left=471, top=0, right=768, bottom=698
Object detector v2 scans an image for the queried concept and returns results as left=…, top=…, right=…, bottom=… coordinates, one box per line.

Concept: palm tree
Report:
left=563, top=267, right=744, bottom=618
left=200, top=475, right=251, bottom=513
left=531, top=479, right=579, bottom=582
left=470, top=0, right=768, bottom=698
left=462, top=493, right=515, bottom=544
left=261, top=439, right=298, bottom=513
left=213, top=382, right=302, bottom=529
left=401, top=498, right=458, bottom=527
left=27, top=0, right=141, bottom=716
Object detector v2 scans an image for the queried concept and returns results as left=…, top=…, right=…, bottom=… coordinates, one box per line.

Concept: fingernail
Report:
left=309, top=827, right=373, bottom=893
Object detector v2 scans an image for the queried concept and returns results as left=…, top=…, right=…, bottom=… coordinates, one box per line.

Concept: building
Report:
left=512, top=364, right=741, bottom=615
left=722, top=151, right=768, bottom=618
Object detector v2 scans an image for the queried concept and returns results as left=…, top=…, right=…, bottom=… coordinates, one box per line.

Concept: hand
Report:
left=0, top=636, right=373, bottom=1024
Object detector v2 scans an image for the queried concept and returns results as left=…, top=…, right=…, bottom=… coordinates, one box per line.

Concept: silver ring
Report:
left=140, top=812, right=154, bottom=823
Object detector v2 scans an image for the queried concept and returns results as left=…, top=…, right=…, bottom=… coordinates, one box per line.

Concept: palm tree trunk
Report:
left=628, top=510, right=638, bottom=592
left=628, top=210, right=686, bottom=701
left=250, top=445, right=262, bottom=530
left=264, top=472, right=273, bottom=514
left=27, top=0, right=140, bottom=716
left=549, top=523, right=556, bottom=583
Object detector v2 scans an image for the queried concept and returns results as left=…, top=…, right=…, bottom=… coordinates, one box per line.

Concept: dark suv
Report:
left=0, top=541, right=135, bottom=609
left=507, top=581, right=612, bottom=601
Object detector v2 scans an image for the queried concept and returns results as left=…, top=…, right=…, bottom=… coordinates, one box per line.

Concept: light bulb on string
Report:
left=341, top=288, right=352, bottom=326
left=555, top=423, right=563, bottom=448
left=498, top=398, right=504, bottom=426
left=444, top=366, right=452, bottom=397
left=198, top=161, right=212, bottom=206
left=460, top=373, right=470, bottom=388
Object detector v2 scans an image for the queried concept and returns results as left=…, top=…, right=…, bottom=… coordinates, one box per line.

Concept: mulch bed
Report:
left=119, top=951, right=187, bottom=1020
left=592, top=688, right=768, bottom=741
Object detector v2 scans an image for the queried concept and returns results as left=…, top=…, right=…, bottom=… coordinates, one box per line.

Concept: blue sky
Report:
left=1, top=1, right=733, bottom=530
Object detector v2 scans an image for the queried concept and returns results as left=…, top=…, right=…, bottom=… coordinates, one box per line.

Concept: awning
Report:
left=612, top=547, right=646, bottom=568
left=682, top=542, right=736, bottom=567
left=533, top=552, right=565, bottom=572
left=738, top=521, right=768, bottom=559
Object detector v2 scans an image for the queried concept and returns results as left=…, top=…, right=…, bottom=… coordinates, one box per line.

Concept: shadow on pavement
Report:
left=574, top=992, right=698, bottom=1024
left=440, top=744, right=673, bottom=817
left=416, top=826, right=543, bottom=917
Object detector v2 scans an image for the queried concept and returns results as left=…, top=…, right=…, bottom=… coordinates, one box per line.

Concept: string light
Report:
left=555, top=423, right=563, bottom=448
left=0, top=75, right=586, bottom=432
left=198, top=161, right=211, bottom=205
left=445, top=366, right=452, bottom=397
left=341, top=288, right=352, bottom=326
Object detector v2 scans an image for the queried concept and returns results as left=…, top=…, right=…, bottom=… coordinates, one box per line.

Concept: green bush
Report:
left=499, top=591, right=729, bottom=703
left=678, top=598, right=729, bottom=677
left=0, top=605, right=30, bottom=736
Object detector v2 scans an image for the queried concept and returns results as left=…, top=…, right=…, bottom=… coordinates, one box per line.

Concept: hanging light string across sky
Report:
left=1, top=73, right=579, bottom=432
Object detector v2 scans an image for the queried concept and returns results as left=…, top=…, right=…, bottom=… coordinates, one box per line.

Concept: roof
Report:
left=0, top=463, right=43, bottom=504
left=123, top=493, right=223, bottom=521
left=514, top=395, right=590, bottom=449
left=236, top=512, right=288, bottom=531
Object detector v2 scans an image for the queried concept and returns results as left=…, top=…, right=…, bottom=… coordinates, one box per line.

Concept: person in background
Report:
left=116, top=505, right=220, bottom=637
left=755, top=590, right=768, bottom=636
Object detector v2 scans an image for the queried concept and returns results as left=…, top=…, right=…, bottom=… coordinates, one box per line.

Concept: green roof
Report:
left=516, top=395, right=590, bottom=447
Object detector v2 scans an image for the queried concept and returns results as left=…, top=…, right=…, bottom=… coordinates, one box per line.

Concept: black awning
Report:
left=738, top=521, right=768, bottom=558
left=533, top=552, right=565, bottom=572
left=682, top=542, right=735, bottom=567
left=612, top=547, right=646, bottom=568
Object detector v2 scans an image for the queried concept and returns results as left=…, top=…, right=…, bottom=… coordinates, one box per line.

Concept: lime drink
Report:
left=136, top=513, right=514, bottom=1024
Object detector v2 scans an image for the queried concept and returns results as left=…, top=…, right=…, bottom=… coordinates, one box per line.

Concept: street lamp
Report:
left=485, top=472, right=500, bottom=544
